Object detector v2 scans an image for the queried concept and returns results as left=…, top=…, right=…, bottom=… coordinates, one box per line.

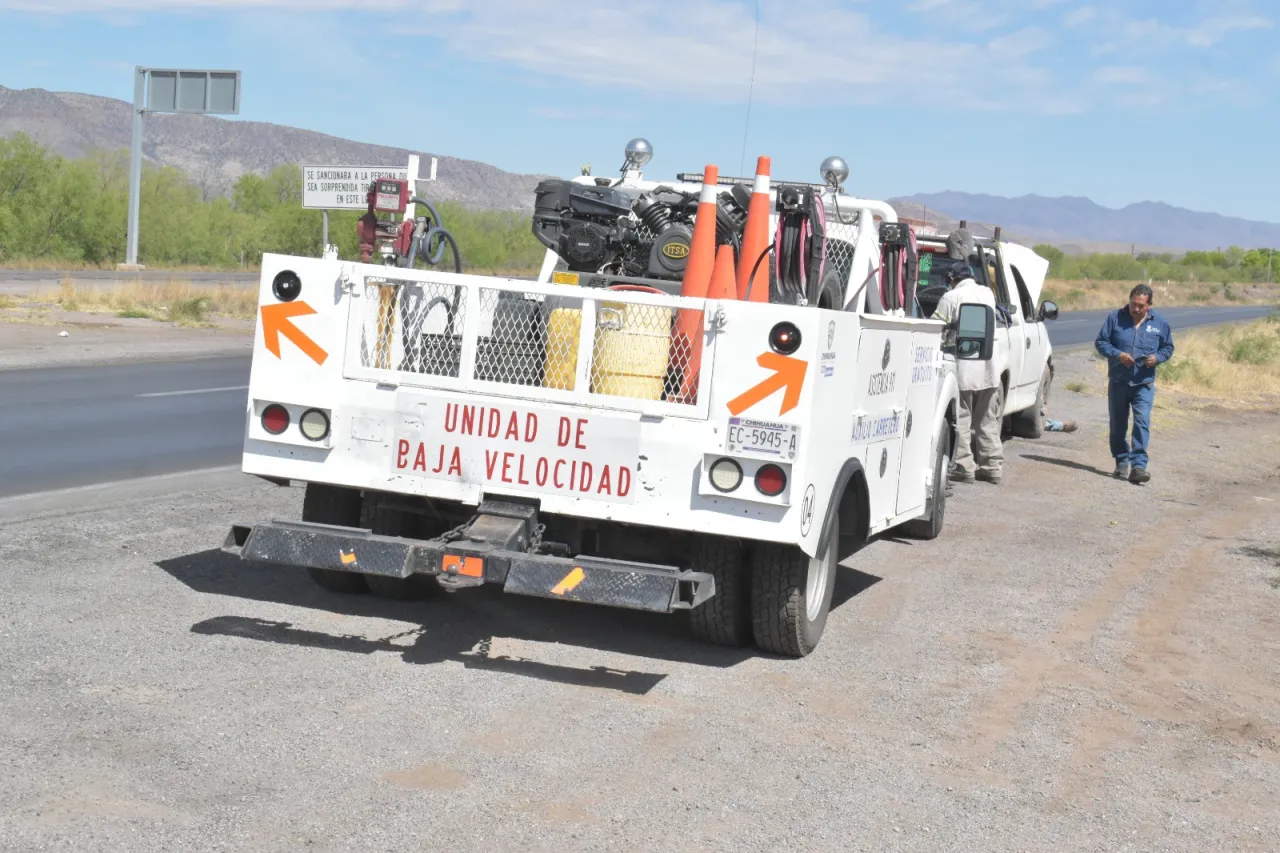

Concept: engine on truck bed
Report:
left=531, top=176, right=752, bottom=283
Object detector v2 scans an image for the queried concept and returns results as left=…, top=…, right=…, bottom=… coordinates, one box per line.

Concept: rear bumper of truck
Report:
left=221, top=517, right=715, bottom=615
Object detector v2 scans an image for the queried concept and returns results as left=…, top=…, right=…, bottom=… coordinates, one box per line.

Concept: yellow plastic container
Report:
left=592, top=293, right=674, bottom=401
left=544, top=307, right=581, bottom=390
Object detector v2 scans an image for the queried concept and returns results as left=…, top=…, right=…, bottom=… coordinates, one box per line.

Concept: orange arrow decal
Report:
left=726, top=352, right=808, bottom=416
left=261, top=301, right=328, bottom=366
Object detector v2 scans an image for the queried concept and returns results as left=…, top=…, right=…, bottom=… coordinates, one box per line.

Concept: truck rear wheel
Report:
left=902, top=426, right=950, bottom=540
left=1011, top=366, right=1050, bottom=439
left=301, top=483, right=370, bottom=595
left=360, top=494, right=439, bottom=601
left=687, top=535, right=750, bottom=648
left=749, top=515, right=839, bottom=657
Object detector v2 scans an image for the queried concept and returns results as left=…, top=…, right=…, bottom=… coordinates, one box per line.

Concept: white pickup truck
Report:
left=915, top=231, right=1059, bottom=438
left=220, top=150, right=997, bottom=657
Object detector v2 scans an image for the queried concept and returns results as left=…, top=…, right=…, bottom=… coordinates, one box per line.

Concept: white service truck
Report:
left=915, top=230, right=1060, bottom=438
left=221, top=147, right=997, bottom=657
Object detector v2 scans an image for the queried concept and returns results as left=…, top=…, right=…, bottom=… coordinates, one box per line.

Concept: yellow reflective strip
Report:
left=550, top=567, right=586, bottom=595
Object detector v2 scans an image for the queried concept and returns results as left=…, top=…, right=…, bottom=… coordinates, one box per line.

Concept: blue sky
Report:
left=2, top=0, right=1277, bottom=222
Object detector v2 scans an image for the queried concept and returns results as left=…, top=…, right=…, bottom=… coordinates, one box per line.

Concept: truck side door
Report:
left=1009, top=264, right=1046, bottom=392
left=895, top=331, right=939, bottom=518
left=853, top=326, right=910, bottom=528
left=985, top=245, right=1027, bottom=411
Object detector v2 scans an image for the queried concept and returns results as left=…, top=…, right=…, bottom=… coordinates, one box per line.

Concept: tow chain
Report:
left=528, top=522, right=547, bottom=554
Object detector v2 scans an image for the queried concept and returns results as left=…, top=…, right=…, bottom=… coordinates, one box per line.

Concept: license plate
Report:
left=391, top=393, right=641, bottom=503
left=725, top=417, right=799, bottom=460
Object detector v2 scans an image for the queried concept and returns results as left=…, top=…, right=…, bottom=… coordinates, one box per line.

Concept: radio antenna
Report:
left=738, top=0, right=760, bottom=176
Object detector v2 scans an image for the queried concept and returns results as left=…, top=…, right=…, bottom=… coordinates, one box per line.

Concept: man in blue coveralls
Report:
left=1094, top=284, right=1175, bottom=484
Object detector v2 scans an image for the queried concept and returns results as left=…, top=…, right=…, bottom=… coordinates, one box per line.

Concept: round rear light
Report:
left=299, top=408, right=330, bottom=441
left=769, top=322, right=802, bottom=355
left=708, top=458, right=743, bottom=493
left=261, top=404, right=290, bottom=435
left=272, top=270, right=302, bottom=302
left=754, top=463, right=787, bottom=497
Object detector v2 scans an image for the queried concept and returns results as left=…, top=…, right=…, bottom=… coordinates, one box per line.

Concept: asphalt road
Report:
left=0, top=304, right=1272, bottom=499
left=0, top=357, right=249, bottom=498
left=2, top=347, right=1277, bottom=852
left=0, top=269, right=259, bottom=282
left=1044, top=303, right=1276, bottom=348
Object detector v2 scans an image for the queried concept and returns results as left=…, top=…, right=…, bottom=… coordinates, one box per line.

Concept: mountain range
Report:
left=891, top=192, right=1280, bottom=254
left=3, top=84, right=1278, bottom=253
left=0, top=84, right=547, bottom=211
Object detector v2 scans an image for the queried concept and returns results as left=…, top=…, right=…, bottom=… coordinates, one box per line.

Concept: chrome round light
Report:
left=299, top=408, right=330, bottom=441
left=709, top=457, right=743, bottom=493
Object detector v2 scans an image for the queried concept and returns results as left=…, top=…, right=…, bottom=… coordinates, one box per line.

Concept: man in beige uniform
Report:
left=932, top=265, right=1004, bottom=484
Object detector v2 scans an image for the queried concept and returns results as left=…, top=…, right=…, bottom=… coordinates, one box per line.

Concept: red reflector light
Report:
left=261, top=403, right=290, bottom=435
left=755, top=464, right=787, bottom=497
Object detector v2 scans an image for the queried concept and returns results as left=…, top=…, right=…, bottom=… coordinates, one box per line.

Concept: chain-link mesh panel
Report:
left=823, top=214, right=860, bottom=301
left=590, top=301, right=699, bottom=406
left=358, top=277, right=467, bottom=378
left=475, top=288, right=554, bottom=388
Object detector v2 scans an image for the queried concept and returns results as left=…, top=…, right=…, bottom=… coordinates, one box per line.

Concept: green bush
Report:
left=0, top=133, right=545, bottom=272
left=1227, top=331, right=1280, bottom=366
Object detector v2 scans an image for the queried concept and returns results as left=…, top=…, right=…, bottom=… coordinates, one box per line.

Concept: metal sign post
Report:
left=122, top=66, right=241, bottom=269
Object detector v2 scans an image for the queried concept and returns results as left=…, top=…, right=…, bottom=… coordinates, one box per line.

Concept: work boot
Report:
left=1113, top=461, right=1130, bottom=479
left=1129, top=467, right=1151, bottom=485
left=949, top=466, right=975, bottom=484
left=976, top=469, right=1003, bottom=484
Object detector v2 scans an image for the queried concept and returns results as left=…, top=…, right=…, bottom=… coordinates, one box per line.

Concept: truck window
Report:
left=1011, top=264, right=1036, bottom=320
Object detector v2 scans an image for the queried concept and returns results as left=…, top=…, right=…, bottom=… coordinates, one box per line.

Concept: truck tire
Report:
left=360, top=494, right=439, bottom=601
left=687, top=535, right=750, bottom=648
left=301, top=483, right=370, bottom=595
left=750, top=515, right=839, bottom=657
left=1010, top=366, right=1050, bottom=439
left=901, top=426, right=950, bottom=540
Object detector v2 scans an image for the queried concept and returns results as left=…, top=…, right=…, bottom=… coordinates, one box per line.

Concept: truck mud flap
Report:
left=222, top=520, right=715, bottom=615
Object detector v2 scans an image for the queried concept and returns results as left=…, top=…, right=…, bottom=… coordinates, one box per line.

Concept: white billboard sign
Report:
left=302, top=165, right=410, bottom=210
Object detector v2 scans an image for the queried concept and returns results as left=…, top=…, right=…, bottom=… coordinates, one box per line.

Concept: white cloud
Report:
left=1093, top=65, right=1150, bottom=85
left=1064, top=6, right=1095, bottom=27
left=5, top=0, right=1270, bottom=117
left=0, top=0, right=409, bottom=8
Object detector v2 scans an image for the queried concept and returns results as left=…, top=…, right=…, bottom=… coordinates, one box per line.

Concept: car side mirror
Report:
left=955, top=303, right=996, bottom=360
left=1038, top=300, right=1059, bottom=322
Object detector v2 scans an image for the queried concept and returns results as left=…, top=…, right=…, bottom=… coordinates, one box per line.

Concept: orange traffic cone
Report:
left=737, top=155, right=772, bottom=302
left=707, top=244, right=737, bottom=301
left=670, top=165, right=720, bottom=404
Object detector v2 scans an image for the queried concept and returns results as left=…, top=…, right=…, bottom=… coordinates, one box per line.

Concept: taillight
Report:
left=754, top=463, right=787, bottom=497
left=708, top=458, right=743, bottom=493
left=769, top=322, right=802, bottom=355
left=261, top=404, right=290, bottom=435
left=299, top=408, right=330, bottom=441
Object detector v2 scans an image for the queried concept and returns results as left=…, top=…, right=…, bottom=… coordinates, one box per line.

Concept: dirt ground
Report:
left=1, top=342, right=1278, bottom=851
left=0, top=314, right=252, bottom=370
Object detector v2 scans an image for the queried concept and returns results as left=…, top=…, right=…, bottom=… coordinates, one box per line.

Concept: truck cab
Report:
left=915, top=230, right=1059, bottom=438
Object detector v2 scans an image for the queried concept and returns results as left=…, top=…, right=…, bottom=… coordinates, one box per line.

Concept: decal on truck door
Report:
left=260, top=301, right=328, bottom=365
left=727, top=352, right=808, bottom=417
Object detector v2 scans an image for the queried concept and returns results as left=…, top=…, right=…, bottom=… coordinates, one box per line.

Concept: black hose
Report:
left=743, top=241, right=776, bottom=302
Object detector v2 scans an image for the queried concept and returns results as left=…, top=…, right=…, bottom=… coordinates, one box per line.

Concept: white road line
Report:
left=137, top=385, right=248, bottom=398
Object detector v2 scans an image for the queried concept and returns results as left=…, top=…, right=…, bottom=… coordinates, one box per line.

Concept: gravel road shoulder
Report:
left=0, top=316, right=251, bottom=370
left=1, top=349, right=1278, bottom=852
